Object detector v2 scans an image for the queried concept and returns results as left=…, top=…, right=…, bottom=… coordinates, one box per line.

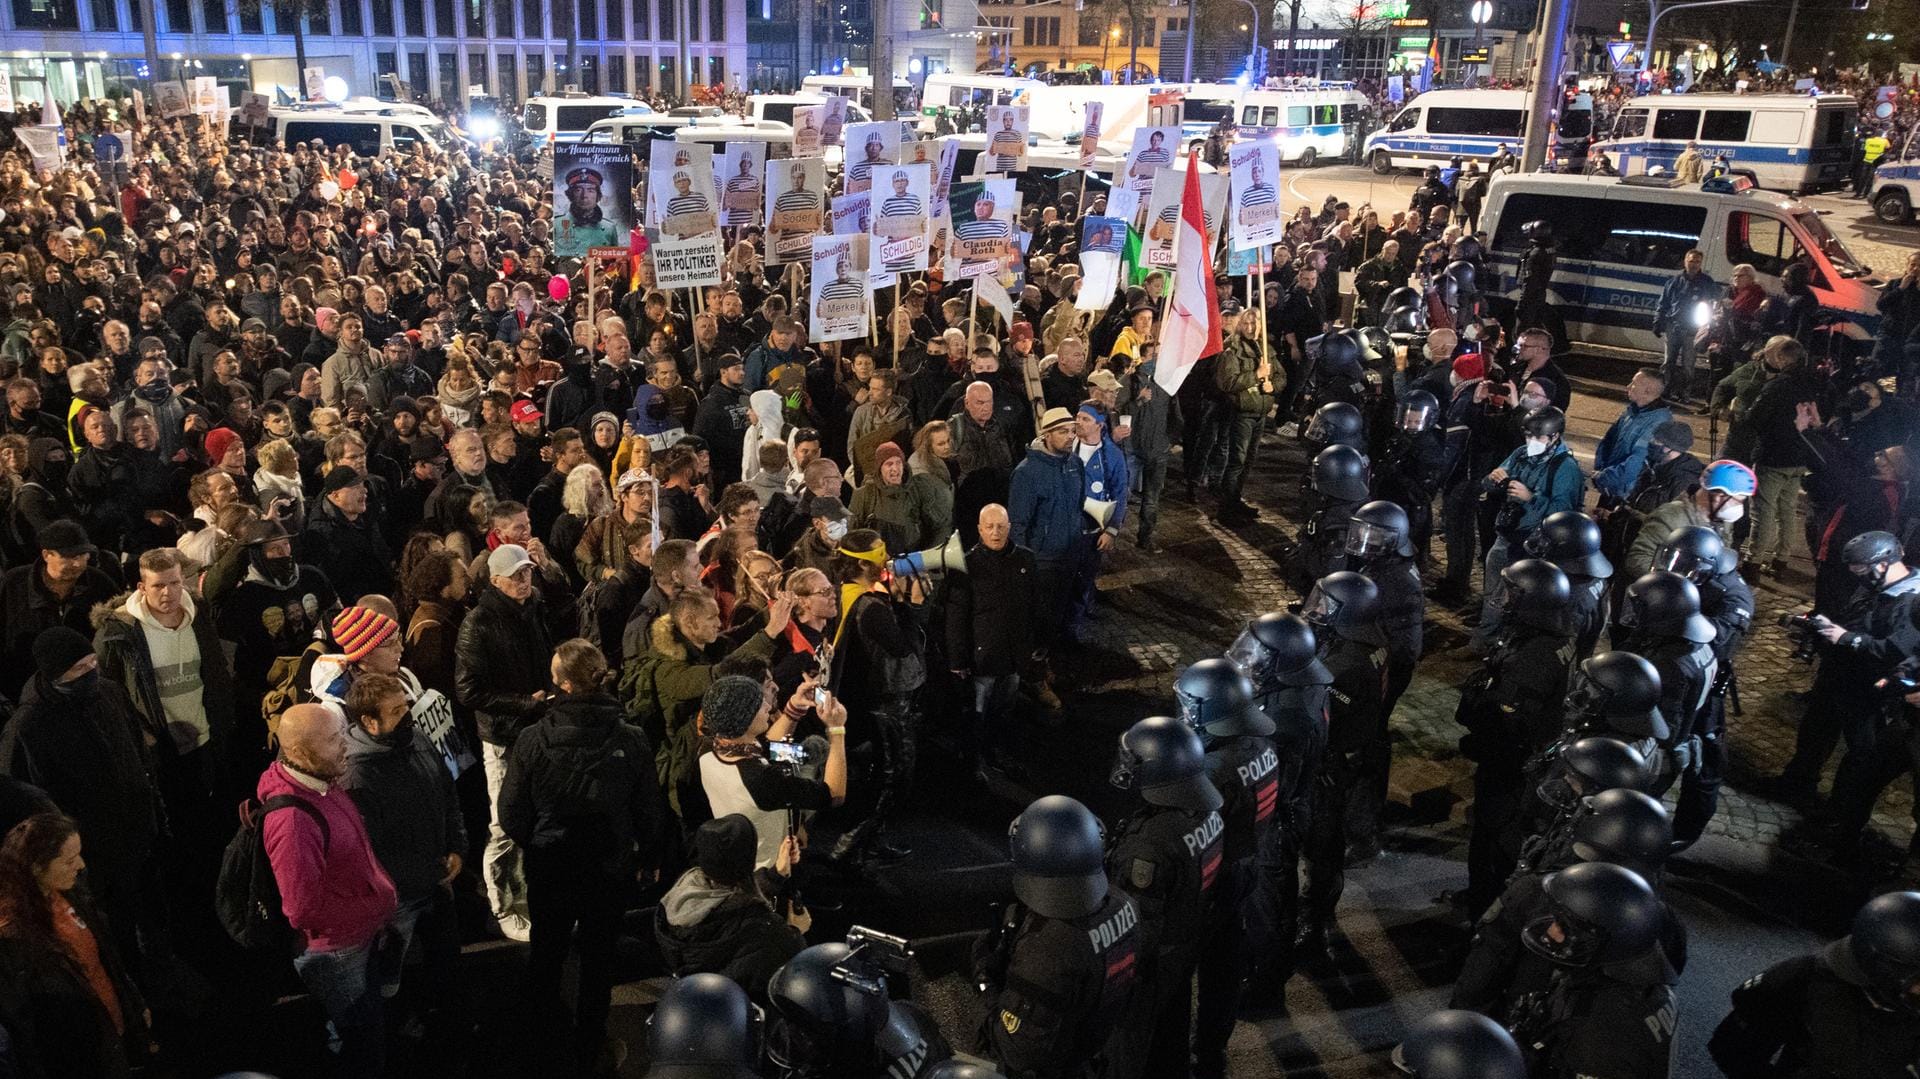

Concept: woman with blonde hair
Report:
left=252, top=437, right=307, bottom=531
left=551, top=463, right=612, bottom=589
left=437, top=347, right=483, bottom=423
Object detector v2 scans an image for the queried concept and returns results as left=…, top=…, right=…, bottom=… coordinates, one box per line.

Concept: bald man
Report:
left=947, top=503, right=1037, bottom=783
left=259, top=702, right=398, bottom=1076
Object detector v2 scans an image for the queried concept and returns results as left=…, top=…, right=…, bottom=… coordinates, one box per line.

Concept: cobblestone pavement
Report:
left=1079, top=365, right=1913, bottom=866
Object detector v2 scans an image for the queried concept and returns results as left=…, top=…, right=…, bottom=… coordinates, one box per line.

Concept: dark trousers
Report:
left=841, top=697, right=920, bottom=854
left=1304, top=766, right=1349, bottom=927
left=1779, top=683, right=1876, bottom=792
left=1066, top=534, right=1103, bottom=641
left=1218, top=410, right=1262, bottom=506
left=1032, top=557, right=1071, bottom=653
left=1442, top=481, right=1481, bottom=591
left=1672, top=700, right=1727, bottom=848
left=1184, top=399, right=1225, bottom=488
left=1829, top=713, right=1920, bottom=846
left=1246, top=827, right=1302, bottom=989
left=1464, top=747, right=1527, bottom=921
left=525, top=851, right=625, bottom=1058
left=1141, top=948, right=1199, bottom=1078
left=1192, top=865, right=1254, bottom=1079
left=1135, top=454, right=1168, bottom=542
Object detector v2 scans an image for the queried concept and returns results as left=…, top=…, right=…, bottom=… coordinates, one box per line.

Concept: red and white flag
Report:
left=1153, top=151, right=1222, bottom=396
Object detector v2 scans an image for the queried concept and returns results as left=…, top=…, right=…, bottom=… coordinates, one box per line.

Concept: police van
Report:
left=522, top=93, right=647, bottom=147
left=1866, top=127, right=1920, bottom=225
left=1590, top=92, right=1858, bottom=194
left=1479, top=172, right=1881, bottom=353
left=1235, top=85, right=1372, bottom=167
left=1363, top=88, right=1592, bottom=173
left=265, top=106, right=456, bottom=156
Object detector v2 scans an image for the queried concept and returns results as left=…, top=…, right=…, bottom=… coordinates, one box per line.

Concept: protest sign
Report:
left=647, top=142, right=718, bottom=240
left=553, top=141, right=634, bottom=260
left=764, top=157, right=825, bottom=264
left=820, top=96, right=849, bottom=146
left=153, top=81, right=189, bottom=119
left=1123, top=126, right=1179, bottom=194
left=985, top=105, right=1030, bottom=173
left=793, top=106, right=825, bottom=158
left=843, top=121, right=902, bottom=193
left=1079, top=101, right=1103, bottom=169
left=872, top=163, right=931, bottom=273
left=718, top=142, right=767, bottom=228
left=1229, top=141, right=1283, bottom=251
left=810, top=234, right=871, bottom=343
left=946, top=178, right=1017, bottom=281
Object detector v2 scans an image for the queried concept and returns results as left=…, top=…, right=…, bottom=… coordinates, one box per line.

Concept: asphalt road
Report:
left=1272, top=161, right=1917, bottom=280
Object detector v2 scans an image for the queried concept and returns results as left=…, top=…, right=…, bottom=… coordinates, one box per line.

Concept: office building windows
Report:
left=371, top=0, right=393, bottom=37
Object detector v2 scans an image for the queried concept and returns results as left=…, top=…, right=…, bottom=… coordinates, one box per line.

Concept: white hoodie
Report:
left=741, top=388, right=788, bottom=484
left=125, top=590, right=210, bottom=754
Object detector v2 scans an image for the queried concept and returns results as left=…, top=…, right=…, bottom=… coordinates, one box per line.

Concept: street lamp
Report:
left=1102, top=24, right=1119, bottom=78
left=1468, top=0, right=1492, bottom=87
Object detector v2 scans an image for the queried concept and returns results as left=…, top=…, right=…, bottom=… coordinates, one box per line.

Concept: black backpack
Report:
left=215, top=795, right=330, bottom=951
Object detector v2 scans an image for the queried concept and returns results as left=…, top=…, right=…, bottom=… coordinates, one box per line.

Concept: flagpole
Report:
left=890, top=280, right=901, bottom=367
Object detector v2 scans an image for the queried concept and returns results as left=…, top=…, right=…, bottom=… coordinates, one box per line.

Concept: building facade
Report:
left=0, top=0, right=748, bottom=108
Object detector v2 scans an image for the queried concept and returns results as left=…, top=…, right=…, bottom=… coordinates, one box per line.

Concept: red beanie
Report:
left=1452, top=353, right=1486, bottom=381
left=205, top=427, right=242, bottom=464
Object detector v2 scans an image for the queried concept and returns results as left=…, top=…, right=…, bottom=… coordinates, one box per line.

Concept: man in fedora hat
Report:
left=1009, top=406, right=1087, bottom=659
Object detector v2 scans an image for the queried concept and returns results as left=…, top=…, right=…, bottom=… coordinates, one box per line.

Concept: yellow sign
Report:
left=1000, top=1010, right=1021, bottom=1034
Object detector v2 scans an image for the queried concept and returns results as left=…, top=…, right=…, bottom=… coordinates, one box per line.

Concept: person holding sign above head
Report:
left=559, top=167, right=621, bottom=253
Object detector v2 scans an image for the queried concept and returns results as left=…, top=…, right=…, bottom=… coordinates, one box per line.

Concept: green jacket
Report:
left=1214, top=333, right=1276, bottom=415
left=622, top=613, right=777, bottom=814
left=1710, top=360, right=1769, bottom=419
left=1624, top=497, right=1723, bottom=580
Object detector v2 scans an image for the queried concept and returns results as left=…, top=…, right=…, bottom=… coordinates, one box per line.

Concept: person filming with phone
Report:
left=697, top=674, right=849, bottom=873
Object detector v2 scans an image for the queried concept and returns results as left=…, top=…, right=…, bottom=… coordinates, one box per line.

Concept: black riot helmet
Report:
left=1619, top=571, right=1716, bottom=644
left=1302, top=571, right=1381, bottom=643
left=1652, top=525, right=1724, bottom=584
left=1110, top=717, right=1223, bottom=813
left=1571, top=788, right=1673, bottom=877
left=924, top=1064, right=1010, bottom=1079
left=1228, top=612, right=1333, bottom=689
left=1521, top=405, right=1567, bottom=441
left=646, top=973, right=762, bottom=1079
left=1314, top=332, right=1366, bottom=379
left=1007, top=795, right=1109, bottom=919
left=1496, top=558, right=1571, bottom=632
left=1536, top=736, right=1651, bottom=811
left=1522, top=862, right=1664, bottom=967
left=1444, top=259, right=1478, bottom=294
left=1523, top=510, right=1613, bottom=579
left=1306, top=401, right=1367, bottom=450
left=1310, top=444, right=1371, bottom=502
left=1566, top=651, right=1670, bottom=742
left=1451, top=235, right=1485, bottom=263
left=1339, top=327, right=1383, bottom=364
left=1843, top=530, right=1905, bottom=589
left=1347, top=500, right=1416, bottom=559
left=1391, top=1010, right=1527, bottom=1079
left=1839, top=891, right=1920, bottom=1013
left=1520, top=219, right=1552, bottom=242
left=1397, top=389, right=1440, bottom=434
left=1382, top=305, right=1428, bottom=336
left=1383, top=286, right=1423, bottom=315
left=1431, top=274, right=1461, bottom=311
left=766, top=944, right=890, bottom=1069
left=1175, top=657, right=1275, bottom=738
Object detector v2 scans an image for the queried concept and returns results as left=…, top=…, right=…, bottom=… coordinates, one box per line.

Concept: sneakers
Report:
left=495, top=912, right=532, bottom=942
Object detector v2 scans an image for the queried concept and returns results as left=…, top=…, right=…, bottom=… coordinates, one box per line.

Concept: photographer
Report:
left=696, top=674, right=849, bottom=870
left=655, top=814, right=809, bottom=1005
left=1472, top=406, right=1584, bottom=651
left=1764, top=532, right=1920, bottom=810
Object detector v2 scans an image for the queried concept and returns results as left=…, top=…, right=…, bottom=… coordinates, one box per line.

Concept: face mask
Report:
left=1524, top=437, right=1550, bottom=458
left=825, top=519, right=848, bottom=543
left=1714, top=500, right=1745, bottom=524
left=135, top=377, right=172, bottom=403
left=1519, top=393, right=1549, bottom=412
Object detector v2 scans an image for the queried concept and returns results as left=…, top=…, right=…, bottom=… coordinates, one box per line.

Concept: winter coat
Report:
left=257, top=760, right=398, bottom=952
left=905, top=450, right=956, bottom=550
left=0, top=565, right=119, bottom=700
left=1654, top=270, right=1723, bottom=336
left=1077, top=429, right=1130, bottom=534
left=849, top=478, right=921, bottom=557
left=1487, top=440, right=1585, bottom=539
left=623, top=614, right=776, bottom=747
left=1007, top=440, right=1087, bottom=563
left=1726, top=367, right=1820, bottom=469
left=948, top=411, right=1017, bottom=483
left=500, top=690, right=665, bottom=878
left=0, top=888, right=147, bottom=1079
left=92, top=591, right=236, bottom=773
left=1591, top=399, right=1676, bottom=502
left=0, top=676, right=157, bottom=884
left=945, top=540, right=1036, bottom=676
left=741, top=389, right=787, bottom=484
left=340, top=720, right=466, bottom=903
left=320, top=341, right=378, bottom=406
left=1710, top=359, right=1771, bottom=421
left=1625, top=497, right=1717, bottom=581
left=653, top=868, right=804, bottom=1000
left=744, top=339, right=804, bottom=394
left=693, top=382, right=752, bottom=487
left=297, top=499, right=393, bottom=604
left=453, top=587, right=554, bottom=746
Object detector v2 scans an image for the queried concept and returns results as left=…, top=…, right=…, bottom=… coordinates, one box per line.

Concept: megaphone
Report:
left=1083, top=497, right=1116, bottom=530
left=890, top=532, right=967, bottom=577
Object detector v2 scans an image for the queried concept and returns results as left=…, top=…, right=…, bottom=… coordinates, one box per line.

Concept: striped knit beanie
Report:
left=331, top=606, right=399, bottom=663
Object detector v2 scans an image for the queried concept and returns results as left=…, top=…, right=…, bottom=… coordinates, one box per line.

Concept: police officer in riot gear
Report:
left=644, top=973, right=763, bottom=1079
left=1305, top=330, right=1373, bottom=412
left=1616, top=571, right=1718, bottom=802
left=767, top=940, right=951, bottom=1079
left=1457, top=557, right=1578, bottom=919
left=1375, top=390, right=1447, bottom=557
left=1516, top=220, right=1558, bottom=335
left=1306, top=400, right=1368, bottom=455
left=1652, top=526, right=1753, bottom=850
left=1710, top=890, right=1920, bottom=1078
left=1107, top=717, right=1224, bottom=1075
left=1503, top=862, right=1679, bottom=1079
left=1523, top=510, right=1615, bottom=655
left=1443, top=259, right=1482, bottom=329
left=975, top=796, right=1144, bottom=1079
left=1225, top=611, right=1332, bottom=993
left=1175, top=659, right=1280, bottom=1079
left=1517, top=737, right=1655, bottom=875
left=1453, top=788, right=1678, bottom=1017
left=1394, top=1010, right=1527, bottom=1079
left=1285, top=444, right=1371, bottom=593
left=1341, top=501, right=1427, bottom=864
left=1299, top=571, right=1386, bottom=953
left=1556, top=651, right=1670, bottom=762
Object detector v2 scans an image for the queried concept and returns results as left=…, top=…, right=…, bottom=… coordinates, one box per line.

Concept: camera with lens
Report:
left=833, top=926, right=914, bottom=997
left=1778, top=613, right=1822, bottom=662
left=1882, top=673, right=1920, bottom=700
left=1484, top=360, right=1511, bottom=405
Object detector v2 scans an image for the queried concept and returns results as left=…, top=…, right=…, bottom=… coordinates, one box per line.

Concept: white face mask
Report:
left=1714, top=500, right=1745, bottom=524
left=1524, top=437, right=1551, bottom=458
left=825, top=518, right=849, bottom=542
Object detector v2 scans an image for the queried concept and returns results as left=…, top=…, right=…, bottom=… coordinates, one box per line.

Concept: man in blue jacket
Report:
left=1068, top=402, right=1129, bottom=637
left=1472, top=405, right=1586, bottom=649
left=1653, top=249, right=1723, bottom=406
left=1590, top=368, right=1675, bottom=504
left=1008, top=407, right=1086, bottom=656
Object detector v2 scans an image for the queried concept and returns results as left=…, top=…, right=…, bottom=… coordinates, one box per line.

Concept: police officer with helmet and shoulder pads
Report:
left=1374, top=389, right=1447, bottom=558
left=1284, top=444, right=1370, bottom=594
left=643, top=973, right=763, bottom=1079
left=1340, top=500, right=1426, bottom=864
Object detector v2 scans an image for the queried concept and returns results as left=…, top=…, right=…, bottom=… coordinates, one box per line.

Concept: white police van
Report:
left=523, top=93, right=648, bottom=147
left=1363, top=88, right=1592, bottom=173
left=1236, top=85, right=1372, bottom=167
left=1870, top=127, right=1920, bottom=225
left=1591, top=92, right=1858, bottom=194
left=1480, top=172, right=1882, bottom=353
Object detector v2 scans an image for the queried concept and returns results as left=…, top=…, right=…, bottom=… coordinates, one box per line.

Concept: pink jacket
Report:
left=257, top=760, right=398, bottom=953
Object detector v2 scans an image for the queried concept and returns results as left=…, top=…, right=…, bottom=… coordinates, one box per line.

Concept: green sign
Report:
left=1398, top=36, right=1433, bottom=47
left=1379, top=1, right=1410, bottom=17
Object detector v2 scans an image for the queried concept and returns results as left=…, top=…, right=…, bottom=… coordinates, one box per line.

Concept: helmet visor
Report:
left=1301, top=585, right=1341, bottom=630
left=1225, top=628, right=1268, bottom=678
left=1345, top=521, right=1401, bottom=559
left=1565, top=671, right=1606, bottom=719
left=1397, top=402, right=1433, bottom=432
left=1652, top=546, right=1710, bottom=581
left=1108, top=741, right=1140, bottom=792
left=1521, top=912, right=1601, bottom=967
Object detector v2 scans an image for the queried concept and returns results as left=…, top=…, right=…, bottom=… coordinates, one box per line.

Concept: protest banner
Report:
left=872, top=163, right=931, bottom=273
left=843, top=121, right=902, bottom=193
left=718, top=142, right=767, bottom=228
left=1229, top=141, right=1283, bottom=251
left=14, top=127, right=62, bottom=171
left=810, top=235, right=871, bottom=343
left=153, top=81, right=189, bottom=119
left=793, top=106, right=825, bottom=158
left=820, top=96, right=849, bottom=146
left=302, top=66, right=325, bottom=101
left=190, top=77, right=219, bottom=116
left=1076, top=214, right=1126, bottom=312
left=985, top=105, right=1030, bottom=174
left=647, top=142, right=719, bottom=241
left=945, top=178, right=1017, bottom=281
left=1123, top=126, right=1179, bottom=194
left=1078, top=101, right=1103, bottom=169
left=553, top=141, right=634, bottom=260
left=764, top=158, right=826, bottom=264
left=239, top=91, right=271, bottom=130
